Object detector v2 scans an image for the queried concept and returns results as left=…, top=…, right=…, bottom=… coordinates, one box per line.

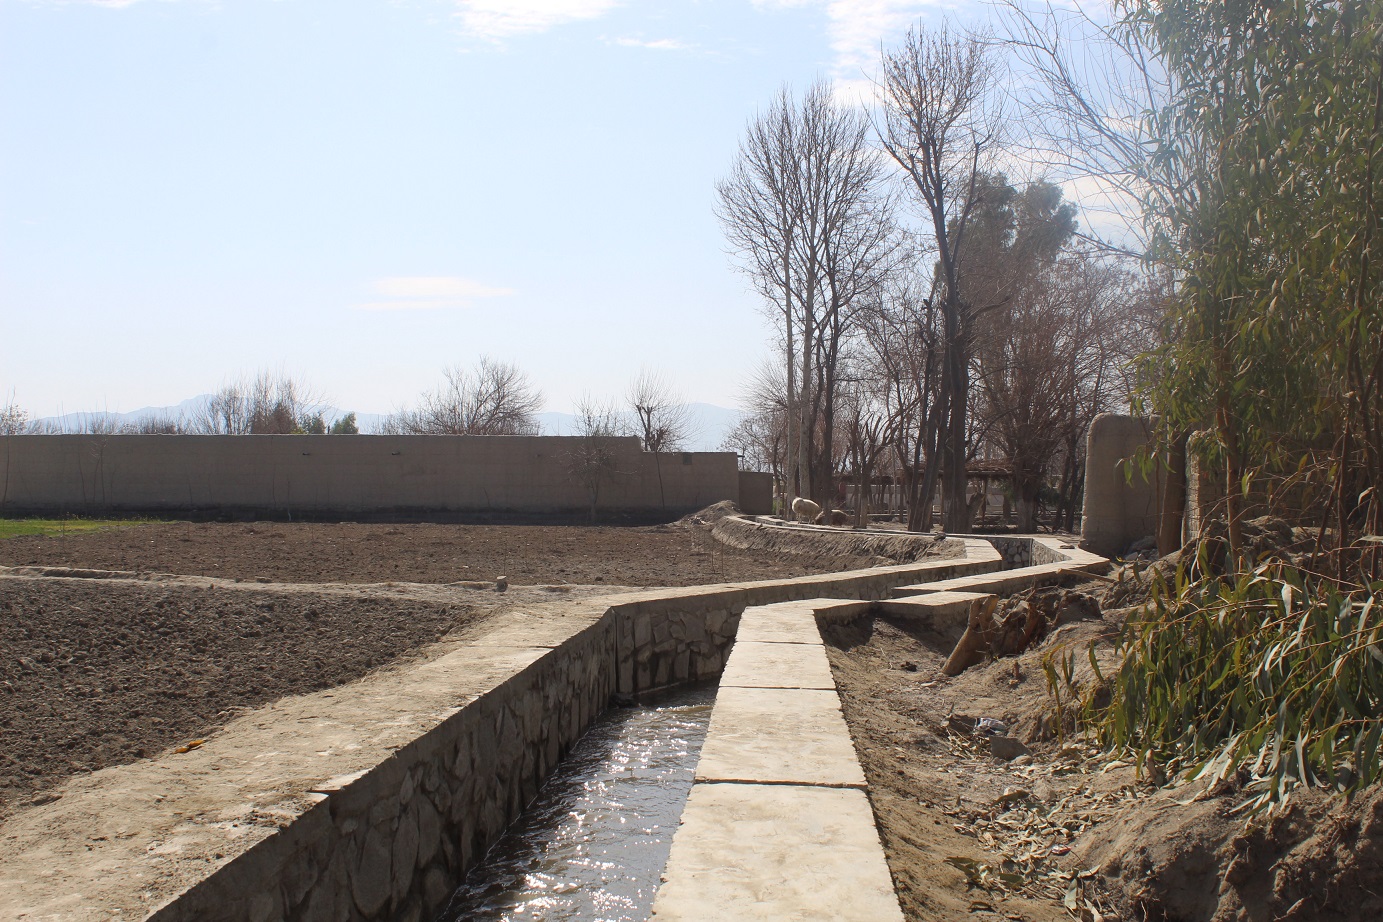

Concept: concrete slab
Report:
left=894, top=564, right=1072, bottom=598
left=877, top=591, right=993, bottom=632
left=695, top=687, right=864, bottom=788
left=651, top=782, right=903, bottom=922
left=734, top=605, right=829, bottom=644
left=720, top=640, right=835, bottom=690
left=461, top=610, right=602, bottom=648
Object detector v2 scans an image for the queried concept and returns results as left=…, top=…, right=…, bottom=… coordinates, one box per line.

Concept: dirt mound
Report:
left=1105, top=516, right=1318, bottom=608
left=1079, top=780, right=1383, bottom=921
left=711, top=514, right=961, bottom=566
left=672, top=500, right=742, bottom=528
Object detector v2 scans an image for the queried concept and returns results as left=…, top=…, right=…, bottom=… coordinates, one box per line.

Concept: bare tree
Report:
left=718, top=87, right=803, bottom=498
left=627, top=368, right=694, bottom=512
left=721, top=410, right=785, bottom=479
left=192, top=371, right=325, bottom=435
left=879, top=24, right=1003, bottom=532
left=839, top=373, right=894, bottom=527
left=0, top=402, right=32, bottom=436
left=722, top=361, right=791, bottom=506
left=998, top=0, right=1170, bottom=257
left=564, top=396, right=624, bottom=523
left=719, top=79, right=897, bottom=510
left=859, top=264, right=950, bottom=530
left=380, top=357, right=542, bottom=436
left=627, top=368, right=692, bottom=453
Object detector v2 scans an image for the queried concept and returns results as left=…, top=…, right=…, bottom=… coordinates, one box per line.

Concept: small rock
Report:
left=994, top=787, right=1030, bottom=806
left=1010, top=754, right=1033, bottom=766
left=900, top=661, right=918, bottom=672
left=495, top=576, right=508, bottom=593
left=990, top=735, right=1031, bottom=761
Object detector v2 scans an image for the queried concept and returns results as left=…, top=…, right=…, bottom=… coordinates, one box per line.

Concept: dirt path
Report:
left=0, top=521, right=880, bottom=586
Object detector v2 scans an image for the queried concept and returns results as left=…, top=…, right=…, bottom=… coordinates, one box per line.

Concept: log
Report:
left=942, top=595, right=999, bottom=676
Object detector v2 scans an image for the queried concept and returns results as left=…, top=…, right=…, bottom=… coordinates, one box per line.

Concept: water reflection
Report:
left=438, top=685, right=716, bottom=922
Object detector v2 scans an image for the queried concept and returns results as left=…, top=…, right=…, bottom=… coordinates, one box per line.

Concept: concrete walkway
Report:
left=652, top=600, right=902, bottom=922
left=653, top=537, right=1110, bottom=922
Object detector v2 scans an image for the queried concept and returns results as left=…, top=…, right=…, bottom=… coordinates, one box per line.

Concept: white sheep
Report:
left=790, top=496, right=821, bottom=523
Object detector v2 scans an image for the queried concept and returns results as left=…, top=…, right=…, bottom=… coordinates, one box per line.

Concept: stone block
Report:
left=695, top=687, right=864, bottom=788
left=719, top=640, right=836, bottom=690
left=390, top=802, right=420, bottom=904
left=351, top=826, right=392, bottom=917
left=651, top=783, right=902, bottom=922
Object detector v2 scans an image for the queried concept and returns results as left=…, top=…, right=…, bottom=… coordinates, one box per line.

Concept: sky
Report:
left=1, top=0, right=1004, bottom=420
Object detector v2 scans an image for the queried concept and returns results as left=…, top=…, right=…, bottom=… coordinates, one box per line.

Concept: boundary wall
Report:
left=0, top=434, right=746, bottom=521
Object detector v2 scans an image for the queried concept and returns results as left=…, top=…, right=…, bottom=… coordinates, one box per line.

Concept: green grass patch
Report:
left=0, top=517, right=143, bottom=539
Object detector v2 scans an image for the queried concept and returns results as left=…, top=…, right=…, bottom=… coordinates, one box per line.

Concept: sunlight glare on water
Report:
left=437, top=685, right=716, bottom=922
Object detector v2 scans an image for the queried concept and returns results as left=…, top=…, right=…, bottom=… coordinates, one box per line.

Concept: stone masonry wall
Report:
left=138, top=551, right=1007, bottom=922
left=713, top=514, right=965, bottom=563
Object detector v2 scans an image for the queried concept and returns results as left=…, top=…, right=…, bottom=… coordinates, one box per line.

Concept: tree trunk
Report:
left=798, top=304, right=814, bottom=502
left=1158, top=431, right=1187, bottom=555
left=943, top=595, right=999, bottom=676
left=943, top=345, right=970, bottom=532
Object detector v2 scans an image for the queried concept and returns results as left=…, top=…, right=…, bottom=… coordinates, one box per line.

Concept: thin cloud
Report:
left=357, top=276, right=516, bottom=312
left=456, top=0, right=621, bottom=42
left=612, top=36, right=691, bottom=51
left=750, top=0, right=946, bottom=85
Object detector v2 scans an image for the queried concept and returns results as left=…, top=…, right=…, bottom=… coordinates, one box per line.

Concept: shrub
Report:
left=1050, top=559, right=1383, bottom=814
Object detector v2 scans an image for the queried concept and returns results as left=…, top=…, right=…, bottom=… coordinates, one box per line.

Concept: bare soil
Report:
left=825, top=590, right=1383, bottom=922
left=0, top=574, right=534, bottom=818
left=0, top=517, right=882, bottom=819
left=0, top=520, right=878, bottom=586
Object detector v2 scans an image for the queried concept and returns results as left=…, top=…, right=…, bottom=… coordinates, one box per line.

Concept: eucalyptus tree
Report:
left=961, top=174, right=1077, bottom=530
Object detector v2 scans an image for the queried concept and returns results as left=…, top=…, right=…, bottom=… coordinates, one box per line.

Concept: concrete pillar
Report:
left=1080, top=414, right=1159, bottom=557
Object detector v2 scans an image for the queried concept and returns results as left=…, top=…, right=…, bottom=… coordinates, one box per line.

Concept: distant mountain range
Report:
left=36, top=398, right=744, bottom=454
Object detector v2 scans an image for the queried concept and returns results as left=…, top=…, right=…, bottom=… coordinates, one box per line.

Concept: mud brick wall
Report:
left=0, top=434, right=745, bottom=520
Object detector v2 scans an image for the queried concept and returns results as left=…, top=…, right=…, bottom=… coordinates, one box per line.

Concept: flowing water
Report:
left=437, top=685, right=716, bottom=922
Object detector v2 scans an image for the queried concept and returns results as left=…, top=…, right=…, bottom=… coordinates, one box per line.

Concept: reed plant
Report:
left=1048, top=554, right=1383, bottom=814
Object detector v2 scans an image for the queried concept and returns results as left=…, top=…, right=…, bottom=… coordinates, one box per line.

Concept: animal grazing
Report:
left=814, top=509, right=850, bottom=526
left=790, top=497, right=821, bottom=523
